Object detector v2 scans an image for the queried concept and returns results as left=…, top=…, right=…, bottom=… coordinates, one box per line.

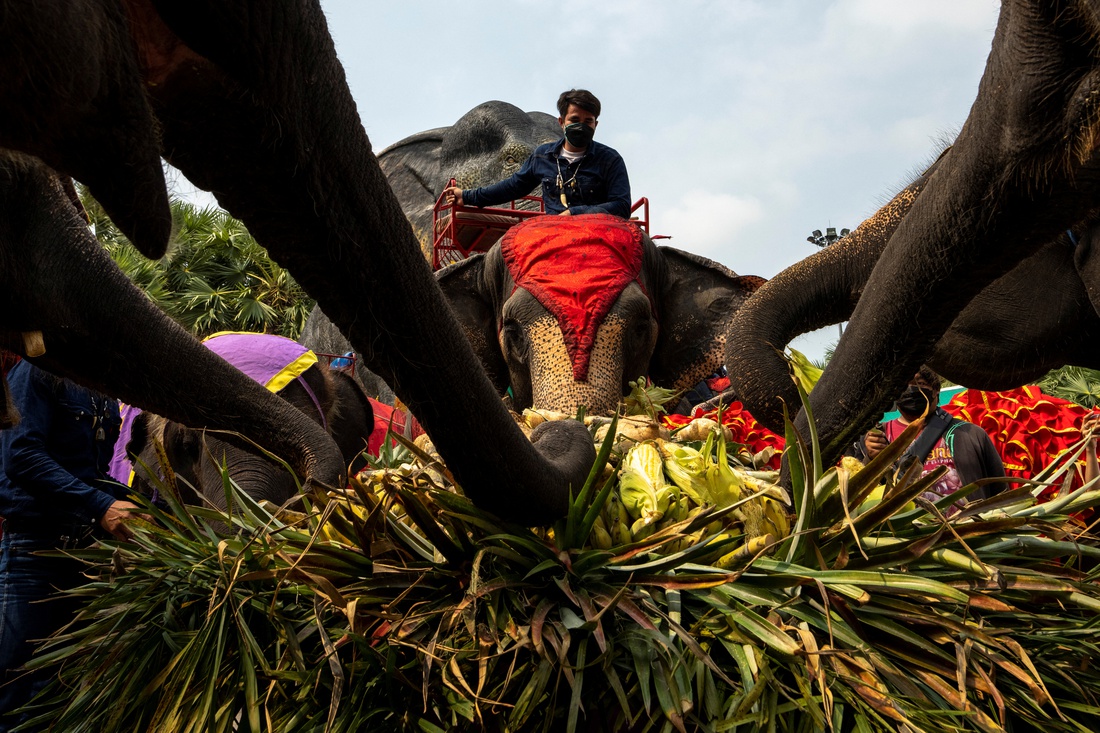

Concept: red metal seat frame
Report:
left=431, top=178, right=657, bottom=270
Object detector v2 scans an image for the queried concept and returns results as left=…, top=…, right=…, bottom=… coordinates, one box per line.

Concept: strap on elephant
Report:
left=896, top=407, right=953, bottom=475
left=294, top=374, right=327, bottom=430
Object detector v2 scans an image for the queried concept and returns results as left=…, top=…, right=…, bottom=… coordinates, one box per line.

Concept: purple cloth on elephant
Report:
left=107, top=403, right=141, bottom=485
left=107, top=333, right=318, bottom=484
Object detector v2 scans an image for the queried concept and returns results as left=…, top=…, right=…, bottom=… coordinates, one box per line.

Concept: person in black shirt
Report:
left=853, top=366, right=1007, bottom=505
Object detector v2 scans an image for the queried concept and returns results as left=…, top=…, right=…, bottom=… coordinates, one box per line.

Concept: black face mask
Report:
left=895, top=385, right=937, bottom=416
left=563, top=122, right=594, bottom=148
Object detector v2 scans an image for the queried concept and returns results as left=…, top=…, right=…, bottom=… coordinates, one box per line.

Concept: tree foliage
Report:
left=82, top=189, right=314, bottom=340
left=1036, top=365, right=1100, bottom=408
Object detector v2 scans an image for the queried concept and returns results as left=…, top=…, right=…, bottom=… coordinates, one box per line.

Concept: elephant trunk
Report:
left=726, top=172, right=930, bottom=432
left=1, top=157, right=345, bottom=494
left=146, top=1, right=592, bottom=524
left=0, top=1, right=172, bottom=257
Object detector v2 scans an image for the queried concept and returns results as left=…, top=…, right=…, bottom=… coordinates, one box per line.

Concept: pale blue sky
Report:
left=175, top=0, right=1002, bottom=360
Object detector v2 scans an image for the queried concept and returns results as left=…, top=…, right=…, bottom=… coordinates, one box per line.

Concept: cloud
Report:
left=658, top=190, right=764, bottom=261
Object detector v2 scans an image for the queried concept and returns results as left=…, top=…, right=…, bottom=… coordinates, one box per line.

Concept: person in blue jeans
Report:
left=0, top=360, right=142, bottom=730
left=443, top=89, right=632, bottom=218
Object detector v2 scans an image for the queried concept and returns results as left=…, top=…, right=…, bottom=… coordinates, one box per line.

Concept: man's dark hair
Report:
left=915, top=365, right=943, bottom=389
left=557, top=89, right=601, bottom=118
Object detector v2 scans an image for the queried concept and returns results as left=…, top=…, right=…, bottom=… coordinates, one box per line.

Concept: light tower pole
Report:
left=807, top=227, right=851, bottom=341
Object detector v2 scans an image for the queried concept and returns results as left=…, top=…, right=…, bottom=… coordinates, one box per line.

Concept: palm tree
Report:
left=82, top=188, right=314, bottom=339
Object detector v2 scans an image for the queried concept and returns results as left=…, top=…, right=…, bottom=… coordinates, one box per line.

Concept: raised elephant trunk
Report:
left=726, top=167, right=932, bottom=432
left=806, top=2, right=1100, bottom=468
left=137, top=1, right=593, bottom=523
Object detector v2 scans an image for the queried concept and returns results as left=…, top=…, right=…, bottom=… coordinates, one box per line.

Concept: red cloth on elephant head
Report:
left=500, top=214, right=645, bottom=381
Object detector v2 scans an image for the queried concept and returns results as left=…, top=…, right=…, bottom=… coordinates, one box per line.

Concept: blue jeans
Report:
left=0, top=531, right=85, bottom=732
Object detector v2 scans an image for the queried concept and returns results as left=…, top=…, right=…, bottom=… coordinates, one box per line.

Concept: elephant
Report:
left=300, top=101, right=564, bottom=402
left=379, top=100, right=563, bottom=258
left=767, top=1, right=1100, bottom=469
left=0, top=152, right=346, bottom=493
left=1, top=0, right=596, bottom=525
left=727, top=153, right=1100, bottom=434
left=299, top=306, right=396, bottom=405
left=124, top=345, right=375, bottom=511
left=436, top=213, right=766, bottom=416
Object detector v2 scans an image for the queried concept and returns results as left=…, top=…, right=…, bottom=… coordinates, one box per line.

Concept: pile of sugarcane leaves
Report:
left=20, top=396, right=1100, bottom=733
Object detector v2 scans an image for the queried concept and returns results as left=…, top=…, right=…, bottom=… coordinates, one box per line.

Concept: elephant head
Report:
left=126, top=356, right=374, bottom=510
left=438, top=214, right=765, bottom=415
left=1, top=1, right=596, bottom=524
left=379, top=101, right=562, bottom=257
left=791, top=1, right=1100, bottom=468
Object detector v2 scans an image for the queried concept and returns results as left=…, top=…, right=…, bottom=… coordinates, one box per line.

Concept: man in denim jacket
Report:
left=443, top=89, right=631, bottom=218
left=0, top=360, right=141, bottom=729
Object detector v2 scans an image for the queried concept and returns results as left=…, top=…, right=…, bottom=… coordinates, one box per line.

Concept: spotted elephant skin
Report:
left=437, top=216, right=765, bottom=416
left=126, top=364, right=374, bottom=510
left=379, top=100, right=562, bottom=258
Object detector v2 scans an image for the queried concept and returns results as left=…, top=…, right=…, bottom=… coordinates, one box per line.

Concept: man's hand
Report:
left=863, top=429, right=889, bottom=459
left=1083, top=412, right=1100, bottom=440
left=98, top=500, right=150, bottom=541
left=442, top=186, right=463, bottom=206
left=558, top=209, right=572, bottom=216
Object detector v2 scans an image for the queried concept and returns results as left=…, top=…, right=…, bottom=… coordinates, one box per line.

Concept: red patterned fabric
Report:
left=943, top=386, right=1087, bottom=494
left=660, top=386, right=1088, bottom=486
left=501, top=214, right=645, bottom=381
left=663, top=401, right=785, bottom=470
left=367, top=398, right=424, bottom=456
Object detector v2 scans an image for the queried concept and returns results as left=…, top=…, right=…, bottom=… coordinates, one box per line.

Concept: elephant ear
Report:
left=378, top=127, right=447, bottom=203
left=321, top=369, right=376, bottom=471
left=436, top=253, right=511, bottom=397
left=126, top=412, right=204, bottom=505
left=377, top=127, right=447, bottom=243
left=649, top=246, right=766, bottom=392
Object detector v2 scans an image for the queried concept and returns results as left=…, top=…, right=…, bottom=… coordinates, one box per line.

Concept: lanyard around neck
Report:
left=555, top=153, right=582, bottom=209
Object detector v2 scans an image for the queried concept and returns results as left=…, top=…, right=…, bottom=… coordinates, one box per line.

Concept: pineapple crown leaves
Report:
left=622, top=376, right=680, bottom=420
left=25, top=388, right=1100, bottom=732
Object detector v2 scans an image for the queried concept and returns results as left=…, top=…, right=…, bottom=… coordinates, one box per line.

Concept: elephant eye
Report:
left=501, top=321, right=528, bottom=363
left=628, top=316, right=651, bottom=340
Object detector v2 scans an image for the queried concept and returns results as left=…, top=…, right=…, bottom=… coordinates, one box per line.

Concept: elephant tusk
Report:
left=22, top=330, right=45, bottom=357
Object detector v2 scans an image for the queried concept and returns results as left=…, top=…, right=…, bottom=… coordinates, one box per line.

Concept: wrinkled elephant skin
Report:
left=727, top=155, right=1100, bottom=433
left=797, top=2, right=1100, bottom=468
left=127, top=364, right=374, bottom=510
left=1, top=1, right=598, bottom=524
left=0, top=153, right=345, bottom=493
